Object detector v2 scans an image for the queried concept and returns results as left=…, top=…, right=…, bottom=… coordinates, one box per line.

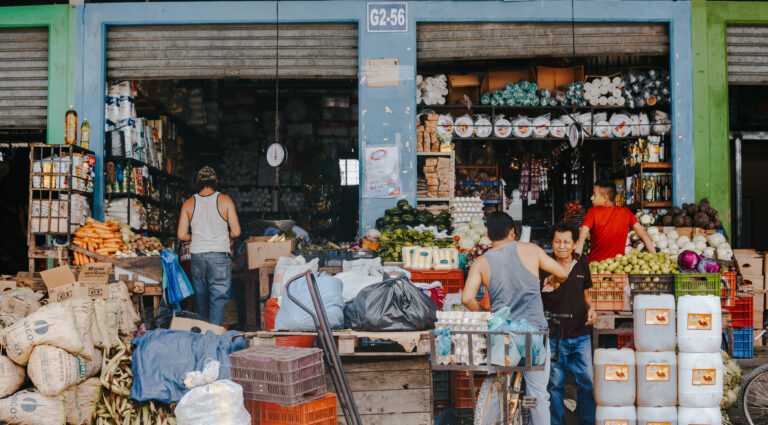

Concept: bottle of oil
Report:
left=65, top=105, right=78, bottom=145
left=80, top=119, right=90, bottom=150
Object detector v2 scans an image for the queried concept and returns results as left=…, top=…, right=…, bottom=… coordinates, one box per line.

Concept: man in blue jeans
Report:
left=541, top=222, right=597, bottom=425
left=177, top=166, right=241, bottom=325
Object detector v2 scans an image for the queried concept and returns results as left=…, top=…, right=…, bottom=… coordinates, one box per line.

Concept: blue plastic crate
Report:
left=433, top=371, right=450, bottom=401
left=733, top=327, right=754, bottom=359
left=358, top=337, right=399, bottom=347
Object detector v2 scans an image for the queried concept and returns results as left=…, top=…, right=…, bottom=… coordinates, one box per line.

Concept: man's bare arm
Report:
left=574, top=226, right=590, bottom=255
left=538, top=247, right=568, bottom=282
left=176, top=198, right=193, bottom=242
left=222, top=195, right=241, bottom=239
left=462, top=257, right=488, bottom=311
left=633, top=222, right=656, bottom=253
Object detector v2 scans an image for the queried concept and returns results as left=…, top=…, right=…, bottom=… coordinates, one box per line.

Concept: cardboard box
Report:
left=755, top=310, right=764, bottom=330
left=480, top=70, right=535, bottom=94
left=734, top=249, right=763, bottom=276
left=447, top=75, right=480, bottom=105
left=77, top=263, right=111, bottom=300
left=170, top=317, right=226, bottom=335
left=756, top=328, right=764, bottom=347
left=246, top=236, right=294, bottom=269
left=41, top=263, right=111, bottom=302
left=535, top=65, right=585, bottom=92
left=743, top=275, right=765, bottom=288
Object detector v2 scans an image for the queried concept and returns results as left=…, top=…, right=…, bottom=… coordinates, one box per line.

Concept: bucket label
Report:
left=604, top=365, right=629, bottom=381
left=645, top=309, right=670, bottom=325
left=604, top=421, right=628, bottom=425
left=648, top=423, right=671, bottom=425
left=687, top=313, right=712, bottom=330
left=645, top=365, right=671, bottom=381
left=692, top=369, right=716, bottom=385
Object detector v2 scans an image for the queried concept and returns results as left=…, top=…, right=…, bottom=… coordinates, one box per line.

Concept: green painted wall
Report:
left=0, top=5, right=77, bottom=145
left=693, top=0, right=768, bottom=237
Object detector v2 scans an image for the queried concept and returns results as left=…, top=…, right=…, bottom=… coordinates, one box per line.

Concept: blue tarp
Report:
left=130, top=329, right=247, bottom=404
left=275, top=274, right=344, bottom=330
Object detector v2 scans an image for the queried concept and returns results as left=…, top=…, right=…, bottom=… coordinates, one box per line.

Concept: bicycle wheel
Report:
left=738, top=363, right=768, bottom=425
left=473, top=375, right=526, bottom=425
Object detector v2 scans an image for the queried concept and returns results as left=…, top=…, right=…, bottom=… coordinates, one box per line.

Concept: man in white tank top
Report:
left=177, top=166, right=241, bottom=325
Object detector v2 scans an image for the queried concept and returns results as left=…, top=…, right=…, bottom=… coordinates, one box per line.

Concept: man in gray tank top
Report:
left=462, top=212, right=567, bottom=425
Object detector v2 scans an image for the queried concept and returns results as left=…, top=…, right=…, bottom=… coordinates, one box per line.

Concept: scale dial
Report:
left=266, top=143, right=287, bottom=167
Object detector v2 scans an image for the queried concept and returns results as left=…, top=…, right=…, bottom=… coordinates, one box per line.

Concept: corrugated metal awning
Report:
left=417, top=22, right=669, bottom=62
left=0, top=27, right=48, bottom=129
left=727, top=25, right=768, bottom=85
left=106, top=23, right=358, bottom=80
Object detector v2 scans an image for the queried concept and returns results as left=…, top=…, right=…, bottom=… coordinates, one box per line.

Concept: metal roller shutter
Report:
left=0, top=27, right=48, bottom=129
left=417, top=22, right=668, bottom=62
left=727, top=25, right=768, bottom=85
left=106, top=23, right=358, bottom=80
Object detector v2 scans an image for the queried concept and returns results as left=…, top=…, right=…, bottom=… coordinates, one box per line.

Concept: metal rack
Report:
left=27, top=143, right=96, bottom=271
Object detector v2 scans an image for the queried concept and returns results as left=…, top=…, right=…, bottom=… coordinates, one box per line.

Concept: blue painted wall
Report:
left=76, top=1, right=694, bottom=235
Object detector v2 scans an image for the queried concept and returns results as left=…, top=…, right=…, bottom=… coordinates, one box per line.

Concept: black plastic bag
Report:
left=151, top=307, right=207, bottom=330
left=344, top=277, right=437, bottom=331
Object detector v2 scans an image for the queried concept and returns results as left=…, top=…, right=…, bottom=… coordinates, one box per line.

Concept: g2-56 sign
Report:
left=367, top=3, right=408, bottom=32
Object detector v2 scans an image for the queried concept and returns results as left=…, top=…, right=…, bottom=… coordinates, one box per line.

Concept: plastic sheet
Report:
left=274, top=274, right=344, bottom=331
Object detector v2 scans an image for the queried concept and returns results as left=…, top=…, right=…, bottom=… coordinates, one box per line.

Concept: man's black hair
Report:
left=486, top=212, right=516, bottom=242
left=553, top=221, right=579, bottom=242
left=594, top=179, right=616, bottom=200
left=195, top=166, right=219, bottom=192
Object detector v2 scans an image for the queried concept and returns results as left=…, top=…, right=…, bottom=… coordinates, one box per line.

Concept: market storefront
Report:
left=692, top=0, right=768, bottom=248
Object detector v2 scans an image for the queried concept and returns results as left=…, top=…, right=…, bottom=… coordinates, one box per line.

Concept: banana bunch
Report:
left=268, top=234, right=287, bottom=242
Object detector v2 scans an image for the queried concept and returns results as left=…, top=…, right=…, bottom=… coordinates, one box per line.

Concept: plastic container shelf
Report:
left=408, top=269, right=464, bottom=293
left=673, top=273, right=721, bottom=301
left=245, top=392, right=337, bottom=425
left=731, top=327, right=754, bottom=359
left=230, top=346, right=327, bottom=407
left=628, top=274, right=674, bottom=308
left=588, top=274, right=629, bottom=311
left=725, top=297, right=754, bottom=328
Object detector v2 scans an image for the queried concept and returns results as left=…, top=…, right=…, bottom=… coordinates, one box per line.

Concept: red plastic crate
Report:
left=721, top=272, right=737, bottom=308
left=725, top=297, right=754, bottom=328
left=408, top=269, right=465, bottom=293
left=587, top=274, right=630, bottom=311
left=450, top=371, right=487, bottom=409
left=246, top=392, right=337, bottom=425
left=617, top=333, right=635, bottom=349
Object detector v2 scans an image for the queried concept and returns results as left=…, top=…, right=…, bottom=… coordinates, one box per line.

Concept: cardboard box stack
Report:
left=417, top=114, right=439, bottom=153
left=733, top=249, right=765, bottom=346
left=421, top=157, right=452, bottom=199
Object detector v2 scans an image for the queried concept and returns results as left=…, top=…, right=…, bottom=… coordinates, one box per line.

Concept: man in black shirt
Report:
left=541, top=222, right=596, bottom=425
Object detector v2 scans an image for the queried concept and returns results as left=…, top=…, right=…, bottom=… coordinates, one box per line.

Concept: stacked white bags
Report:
left=417, top=75, right=447, bottom=106
left=584, top=76, right=626, bottom=107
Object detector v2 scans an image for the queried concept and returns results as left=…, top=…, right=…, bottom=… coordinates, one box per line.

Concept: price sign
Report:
left=367, top=3, right=408, bottom=32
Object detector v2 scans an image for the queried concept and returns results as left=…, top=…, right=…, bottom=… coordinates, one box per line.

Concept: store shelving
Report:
left=452, top=136, right=637, bottom=142
left=417, top=151, right=453, bottom=157
left=417, top=104, right=664, bottom=113
left=457, top=181, right=503, bottom=186
left=628, top=201, right=672, bottom=210
left=623, top=162, right=672, bottom=176
left=618, top=162, right=673, bottom=211
left=417, top=150, right=455, bottom=206
left=418, top=197, right=452, bottom=202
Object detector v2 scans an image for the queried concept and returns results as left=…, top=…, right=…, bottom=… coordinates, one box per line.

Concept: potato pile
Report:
left=127, top=234, right=164, bottom=253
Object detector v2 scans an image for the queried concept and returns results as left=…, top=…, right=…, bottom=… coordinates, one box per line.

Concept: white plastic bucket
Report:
left=677, top=406, right=721, bottom=425
left=677, top=295, right=722, bottom=353
left=637, top=406, right=677, bottom=425
left=634, top=294, right=676, bottom=352
left=678, top=352, right=723, bottom=408
left=636, top=351, right=677, bottom=407
left=594, top=348, right=636, bottom=406
left=596, top=405, right=637, bottom=425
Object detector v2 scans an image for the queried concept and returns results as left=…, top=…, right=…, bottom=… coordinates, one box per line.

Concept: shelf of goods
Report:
left=417, top=150, right=454, bottom=207
left=28, top=144, right=96, bottom=270
left=455, top=164, right=504, bottom=211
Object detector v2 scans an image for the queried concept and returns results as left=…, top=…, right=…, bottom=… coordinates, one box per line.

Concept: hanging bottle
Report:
left=80, top=119, right=90, bottom=150
left=65, top=105, right=78, bottom=145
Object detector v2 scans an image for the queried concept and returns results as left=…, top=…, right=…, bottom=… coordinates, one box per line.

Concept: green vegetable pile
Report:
left=376, top=228, right=455, bottom=262
left=589, top=251, right=679, bottom=275
left=375, top=200, right=452, bottom=233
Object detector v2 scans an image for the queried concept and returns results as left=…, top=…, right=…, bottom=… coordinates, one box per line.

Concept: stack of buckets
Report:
left=594, top=294, right=724, bottom=425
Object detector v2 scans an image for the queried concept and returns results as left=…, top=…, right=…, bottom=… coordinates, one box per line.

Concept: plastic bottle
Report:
left=678, top=352, right=723, bottom=408
left=634, top=294, right=676, bottom=352
left=677, top=406, right=721, bottom=425
left=596, top=405, right=637, bottom=425
left=637, top=406, right=677, bottom=425
left=594, top=348, right=636, bottom=406
left=80, top=119, right=90, bottom=150
left=636, top=351, right=677, bottom=407
left=65, top=105, right=77, bottom=145
left=677, top=295, right=722, bottom=353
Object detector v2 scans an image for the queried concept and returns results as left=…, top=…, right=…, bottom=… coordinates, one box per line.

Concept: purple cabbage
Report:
left=678, top=250, right=700, bottom=271
left=696, top=255, right=721, bottom=274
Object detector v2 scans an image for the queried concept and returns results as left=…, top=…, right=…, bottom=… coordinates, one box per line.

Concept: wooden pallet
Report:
left=246, top=330, right=431, bottom=357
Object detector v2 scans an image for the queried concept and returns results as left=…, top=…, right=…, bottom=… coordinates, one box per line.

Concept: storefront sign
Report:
left=367, top=3, right=407, bottom=32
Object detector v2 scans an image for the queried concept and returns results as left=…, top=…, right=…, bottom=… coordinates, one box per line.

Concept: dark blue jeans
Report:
left=548, top=334, right=596, bottom=425
left=190, top=252, right=231, bottom=326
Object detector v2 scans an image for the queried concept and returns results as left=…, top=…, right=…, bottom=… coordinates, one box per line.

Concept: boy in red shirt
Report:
left=575, top=180, right=655, bottom=262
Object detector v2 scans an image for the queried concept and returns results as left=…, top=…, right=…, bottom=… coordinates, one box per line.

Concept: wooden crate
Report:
left=329, top=357, right=432, bottom=425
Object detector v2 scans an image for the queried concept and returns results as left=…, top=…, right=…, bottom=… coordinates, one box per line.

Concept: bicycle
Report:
left=738, top=322, right=768, bottom=425
left=429, top=327, right=548, bottom=425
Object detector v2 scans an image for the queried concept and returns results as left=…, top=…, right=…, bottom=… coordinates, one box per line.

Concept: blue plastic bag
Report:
left=130, top=329, right=247, bottom=404
left=488, top=307, right=546, bottom=367
left=161, top=249, right=194, bottom=309
left=275, top=275, right=344, bottom=330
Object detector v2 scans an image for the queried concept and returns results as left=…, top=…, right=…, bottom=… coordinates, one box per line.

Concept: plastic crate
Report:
left=246, top=392, right=337, bottom=425
left=358, top=337, right=398, bottom=347
left=230, top=346, right=327, bottom=406
left=726, top=297, right=754, bottom=328
left=275, top=335, right=316, bottom=348
left=674, top=273, right=721, bottom=301
left=433, top=371, right=450, bottom=401
left=721, top=271, right=737, bottom=308
left=617, top=333, right=635, bottom=349
left=454, top=408, right=474, bottom=425
left=346, top=250, right=377, bottom=260
left=629, top=274, right=674, bottom=308
left=732, top=327, right=754, bottom=359
left=408, top=269, right=465, bottom=293
left=450, top=371, right=486, bottom=409
left=587, top=274, right=629, bottom=311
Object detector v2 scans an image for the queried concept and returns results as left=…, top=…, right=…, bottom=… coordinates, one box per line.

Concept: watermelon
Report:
left=397, top=199, right=411, bottom=210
